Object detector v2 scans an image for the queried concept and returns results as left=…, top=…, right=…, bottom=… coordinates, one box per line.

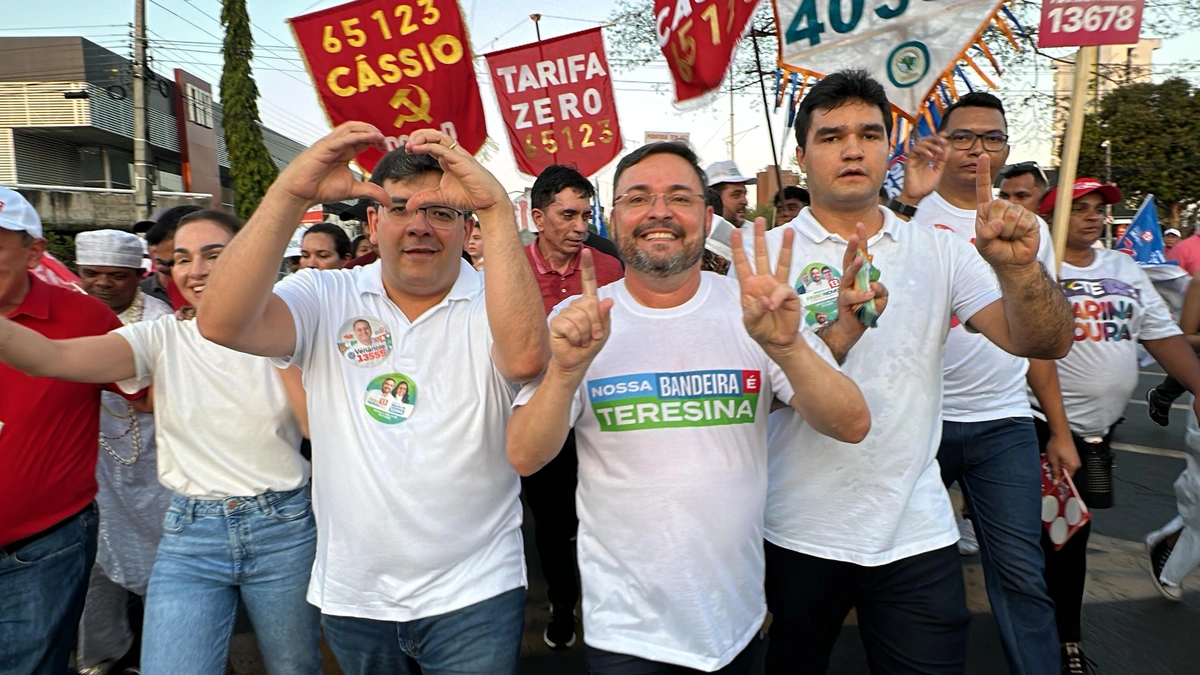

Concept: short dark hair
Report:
left=368, top=147, right=442, bottom=186
left=774, top=186, right=810, bottom=205
left=705, top=187, right=723, bottom=212
left=612, top=142, right=707, bottom=194
left=795, top=70, right=892, bottom=150
left=350, top=234, right=368, bottom=252
left=19, top=231, right=35, bottom=246
left=177, top=209, right=242, bottom=237
left=531, top=165, right=595, bottom=211
left=998, top=161, right=1048, bottom=191
left=303, top=222, right=353, bottom=259
left=937, top=92, right=1006, bottom=132
left=145, top=205, right=203, bottom=245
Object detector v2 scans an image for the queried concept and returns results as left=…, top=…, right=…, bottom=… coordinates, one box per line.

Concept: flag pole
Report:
left=750, top=26, right=784, bottom=210
left=1051, top=45, right=1097, bottom=275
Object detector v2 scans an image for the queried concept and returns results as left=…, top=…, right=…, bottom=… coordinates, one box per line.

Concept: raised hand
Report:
left=404, top=129, right=508, bottom=214
left=900, top=135, right=950, bottom=204
left=837, top=222, right=888, bottom=332
left=548, top=249, right=613, bottom=372
left=974, top=154, right=1040, bottom=267
left=731, top=218, right=802, bottom=350
left=274, top=122, right=392, bottom=206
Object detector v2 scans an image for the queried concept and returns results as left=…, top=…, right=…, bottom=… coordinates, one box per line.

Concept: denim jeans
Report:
left=321, top=587, right=525, bottom=675
left=140, top=486, right=321, bottom=675
left=0, top=504, right=98, bottom=675
left=938, top=417, right=1060, bottom=675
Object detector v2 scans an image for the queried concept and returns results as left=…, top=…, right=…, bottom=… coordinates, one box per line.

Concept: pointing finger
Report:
left=975, top=153, right=994, bottom=207
left=580, top=248, right=598, bottom=298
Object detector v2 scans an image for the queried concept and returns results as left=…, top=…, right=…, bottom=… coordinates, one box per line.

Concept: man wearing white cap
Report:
left=74, top=230, right=173, bottom=673
left=705, top=160, right=758, bottom=227
left=0, top=188, right=138, bottom=673
left=1164, top=228, right=1182, bottom=251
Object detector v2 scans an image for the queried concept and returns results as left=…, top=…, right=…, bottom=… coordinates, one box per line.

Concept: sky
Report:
left=5, top=0, right=1198, bottom=206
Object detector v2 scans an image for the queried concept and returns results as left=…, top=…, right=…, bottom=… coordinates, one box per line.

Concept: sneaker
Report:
left=544, top=606, right=577, bottom=650
left=956, top=511, right=980, bottom=556
left=1146, top=388, right=1171, bottom=427
left=1061, top=643, right=1096, bottom=675
left=1146, top=534, right=1183, bottom=601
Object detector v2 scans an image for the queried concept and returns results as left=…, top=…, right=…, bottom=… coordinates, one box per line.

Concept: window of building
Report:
left=185, top=83, right=213, bottom=128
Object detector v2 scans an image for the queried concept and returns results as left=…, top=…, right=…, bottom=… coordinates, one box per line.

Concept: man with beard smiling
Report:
left=196, top=124, right=548, bottom=673
left=506, top=141, right=871, bottom=674
left=706, top=160, right=756, bottom=227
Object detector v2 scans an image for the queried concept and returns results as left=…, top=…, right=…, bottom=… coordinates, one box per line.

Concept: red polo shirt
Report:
left=524, top=237, right=624, bottom=315
left=0, top=275, right=126, bottom=547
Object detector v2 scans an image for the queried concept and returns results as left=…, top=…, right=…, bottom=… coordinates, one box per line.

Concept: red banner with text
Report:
left=485, top=28, right=622, bottom=178
left=655, top=0, right=759, bottom=107
left=1038, top=0, right=1145, bottom=48
left=289, top=0, right=487, bottom=172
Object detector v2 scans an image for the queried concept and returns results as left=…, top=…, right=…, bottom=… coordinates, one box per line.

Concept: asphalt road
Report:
left=231, top=367, right=1200, bottom=675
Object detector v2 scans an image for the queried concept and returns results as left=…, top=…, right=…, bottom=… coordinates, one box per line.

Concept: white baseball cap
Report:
left=1165, top=228, right=1182, bottom=237
left=705, top=160, right=758, bottom=187
left=0, top=186, right=43, bottom=238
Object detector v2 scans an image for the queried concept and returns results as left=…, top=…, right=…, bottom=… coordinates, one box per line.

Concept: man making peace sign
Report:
left=506, top=141, right=870, bottom=674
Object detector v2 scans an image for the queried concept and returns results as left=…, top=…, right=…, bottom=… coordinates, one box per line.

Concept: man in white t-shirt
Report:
left=507, top=141, right=870, bottom=674
left=735, top=70, right=1074, bottom=674
left=896, top=93, right=1069, bottom=675
left=196, top=124, right=549, bottom=674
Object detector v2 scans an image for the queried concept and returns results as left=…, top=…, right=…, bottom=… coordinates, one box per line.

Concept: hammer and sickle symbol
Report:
left=389, top=85, right=432, bottom=128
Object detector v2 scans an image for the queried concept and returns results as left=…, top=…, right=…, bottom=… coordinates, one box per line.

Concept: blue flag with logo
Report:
left=1115, top=195, right=1175, bottom=267
left=592, top=188, right=607, bottom=239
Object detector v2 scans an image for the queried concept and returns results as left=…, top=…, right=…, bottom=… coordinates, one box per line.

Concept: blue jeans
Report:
left=321, top=587, right=525, bottom=675
left=140, top=486, right=321, bottom=675
left=0, top=504, right=98, bottom=675
left=938, top=418, right=1060, bottom=675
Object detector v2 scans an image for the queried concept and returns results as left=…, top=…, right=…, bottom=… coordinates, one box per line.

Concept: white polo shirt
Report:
left=515, top=274, right=834, bottom=670
left=741, top=207, right=1001, bottom=565
left=273, top=260, right=526, bottom=622
left=115, top=316, right=308, bottom=499
left=914, top=192, right=1055, bottom=422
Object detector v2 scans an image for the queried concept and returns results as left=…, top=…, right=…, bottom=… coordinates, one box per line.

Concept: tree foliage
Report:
left=1078, top=77, right=1200, bottom=229
left=221, top=0, right=278, bottom=221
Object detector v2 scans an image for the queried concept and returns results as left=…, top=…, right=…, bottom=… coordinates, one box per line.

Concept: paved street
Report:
left=231, top=367, right=1200, bottom=674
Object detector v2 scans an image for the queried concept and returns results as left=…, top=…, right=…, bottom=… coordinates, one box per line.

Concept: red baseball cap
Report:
left=1038, top=177, right=1122, bottom=216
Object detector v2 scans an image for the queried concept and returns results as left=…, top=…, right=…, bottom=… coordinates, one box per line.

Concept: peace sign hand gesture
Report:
left=974, top=154, right=1041, bottom=268
left=548, top=249, right=614, bottom=373
left=731, top=218, right=803, bottom=351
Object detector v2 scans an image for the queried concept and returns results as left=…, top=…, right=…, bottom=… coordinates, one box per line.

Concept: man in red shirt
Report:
left=0, top=187, right=129, bottom=672
left=522, top=165, right=623, bottom=650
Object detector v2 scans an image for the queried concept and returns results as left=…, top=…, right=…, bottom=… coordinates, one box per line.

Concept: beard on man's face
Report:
left=616, top=220, right=705, bottom=279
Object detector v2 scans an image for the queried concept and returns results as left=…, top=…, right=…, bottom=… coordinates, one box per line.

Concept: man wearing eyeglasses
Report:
left=195, top=124, right=549, bottom=674
left=506, top=141, right=871, bottom=674
left=998, top=161, right=1050, bottom=215
left=907, top=92, right=1069, bottom=675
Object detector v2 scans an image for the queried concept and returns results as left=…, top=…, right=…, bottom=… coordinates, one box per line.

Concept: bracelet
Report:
left=886, top=198, right=918, bottom=219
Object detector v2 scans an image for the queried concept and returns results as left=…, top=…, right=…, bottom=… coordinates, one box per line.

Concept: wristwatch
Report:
left=886, top=198, right=918, bottom=218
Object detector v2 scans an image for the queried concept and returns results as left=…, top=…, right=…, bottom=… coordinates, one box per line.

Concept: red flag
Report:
left=485, top=28, right=622, bottom=178
left=289, top=0, right=487, bottom=172
left=654, top=0, right=759, bottom=107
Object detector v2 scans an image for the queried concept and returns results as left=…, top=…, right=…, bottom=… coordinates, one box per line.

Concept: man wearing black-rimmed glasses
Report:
left=906, top=92, right=1071, bottom=675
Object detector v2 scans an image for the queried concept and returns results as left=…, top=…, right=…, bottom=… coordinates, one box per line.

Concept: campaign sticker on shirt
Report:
left=363, top=373, right=416, bottom=424
left=794, top=263, right=841, bottom=327
left=337, top=316, right=393, bottom=366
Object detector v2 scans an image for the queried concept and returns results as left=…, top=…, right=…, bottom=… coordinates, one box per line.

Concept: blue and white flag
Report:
left=1115, top=195, right=1175, bottom=267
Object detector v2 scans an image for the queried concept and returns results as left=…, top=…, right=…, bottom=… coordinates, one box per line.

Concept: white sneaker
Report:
left=956, top=511, right=980, bottom=555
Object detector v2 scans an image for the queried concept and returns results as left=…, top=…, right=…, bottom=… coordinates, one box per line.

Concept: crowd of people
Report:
left=2, top=68, right=1200, bottom=675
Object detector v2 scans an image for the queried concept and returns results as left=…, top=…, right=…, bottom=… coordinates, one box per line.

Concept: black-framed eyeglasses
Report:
left=945, top=130, right=1009, bottom=152
left=373, top=202, right=467, bottom=230
left=998, top=160, right=1049, bottom=185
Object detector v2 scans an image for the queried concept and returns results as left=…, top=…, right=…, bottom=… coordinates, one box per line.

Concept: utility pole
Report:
left=132, top=0, right=153, bottom=220
left=1102, top=139, right=1113, bottom=245
left=728, top=84, right=735, bottom=161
